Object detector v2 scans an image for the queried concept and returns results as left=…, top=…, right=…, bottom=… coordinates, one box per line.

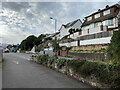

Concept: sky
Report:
left=0, top=1, right=119, bottom=45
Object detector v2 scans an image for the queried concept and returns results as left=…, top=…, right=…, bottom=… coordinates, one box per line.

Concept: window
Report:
left=95, top=13, right=100, bottom=19
left=103, top=19, right=113, bottom=26
left=87, top=17, right=92, bottom=21
left=103, top=20, right=108, bottom=26
left=103, top=9, right=110, bottom=16
left=94, top=23, right=99, bottom=27
left=108, top=19, right=113, bottom=26
left=89, top=23, right=94, bottom=29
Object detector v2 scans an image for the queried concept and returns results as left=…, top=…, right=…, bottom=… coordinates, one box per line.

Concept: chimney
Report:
left=98, top=9, right=101, bottom=12
left=106, top=5, right=109, bottom=8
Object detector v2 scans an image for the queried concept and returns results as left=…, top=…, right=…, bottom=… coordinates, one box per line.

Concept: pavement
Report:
left=2, top=53, right=92, bottom=88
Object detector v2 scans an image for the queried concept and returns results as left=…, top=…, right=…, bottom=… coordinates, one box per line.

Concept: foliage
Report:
left=35, top=44, right=44, bottom=52
left=68, top=28, right=81, bottom=34
left=49, top=56, right=56, bottom=65
left=20, top=35, right=37, bottom=51
left=107, top=29, right=120, bottom=62
left=56, top=58, right=67, bottom=69
left=51, top=39, right=60, bottom=54
left=37, top=54, right=49, bottom=64
left=36, top=54, right=120, bottom=88
left=0, top=59, right=4, bottom=63
left=68, top=60, right=120, bottom=88
left=20, top=34, right=47, bottom=51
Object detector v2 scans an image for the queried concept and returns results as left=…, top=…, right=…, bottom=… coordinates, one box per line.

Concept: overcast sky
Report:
left=0, top=1, right=119, bottom=45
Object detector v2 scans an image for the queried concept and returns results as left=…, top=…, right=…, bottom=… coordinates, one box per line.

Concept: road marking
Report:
left=12, top=61, right=19, bottom=64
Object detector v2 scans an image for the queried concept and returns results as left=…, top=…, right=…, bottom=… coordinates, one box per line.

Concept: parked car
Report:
left=4, top=48, right=9, bottom=53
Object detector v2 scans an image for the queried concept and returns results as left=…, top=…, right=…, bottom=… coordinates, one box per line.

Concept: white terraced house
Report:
left=79, top=3, right=120, bottom=45
left=59, top=19, right=82, bottom=47
left=60, top=3, right=120, bottom=48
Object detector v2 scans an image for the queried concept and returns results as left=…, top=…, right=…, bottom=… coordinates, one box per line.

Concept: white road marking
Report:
left=12, top=61, right=19, bottom=64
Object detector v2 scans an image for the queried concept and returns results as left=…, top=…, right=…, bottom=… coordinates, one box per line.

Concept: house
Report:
left=59, top=19, right=82, bottom=47
left=77, top=3, right=120, bottom=45
left=59, top=19, right=82, bottom=40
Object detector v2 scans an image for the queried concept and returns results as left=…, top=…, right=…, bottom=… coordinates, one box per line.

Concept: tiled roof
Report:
left=82, top=4, right=120, bottom=27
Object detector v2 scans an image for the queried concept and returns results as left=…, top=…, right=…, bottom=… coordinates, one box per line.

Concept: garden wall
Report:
left=71, top=44, right=109, bottom=51
left=68, top=52, right=105, bottom=61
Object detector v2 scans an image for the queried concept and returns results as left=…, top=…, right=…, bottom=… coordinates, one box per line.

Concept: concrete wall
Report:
left=80, top=37, right=111, bottom=45
left=59, top=41, right=77, bottom=47
left=68, top=52, right=105, bottom=61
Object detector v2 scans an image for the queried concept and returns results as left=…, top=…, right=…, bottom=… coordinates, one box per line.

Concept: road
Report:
left=3, top=53, right=92, bottom=88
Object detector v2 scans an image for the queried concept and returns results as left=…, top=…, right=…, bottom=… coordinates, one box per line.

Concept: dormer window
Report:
left=87, top=16, right=92, bottom=21
left=95, top=13, right=100, bottom=19
left=103, top=9, right=110, bottom=16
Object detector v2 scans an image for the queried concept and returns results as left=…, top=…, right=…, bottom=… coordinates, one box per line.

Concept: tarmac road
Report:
left=3, top=53, right=92, bottom=88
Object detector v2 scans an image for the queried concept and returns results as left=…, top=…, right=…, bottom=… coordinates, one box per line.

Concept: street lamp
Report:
left=50, top=17, right=57, bottom=56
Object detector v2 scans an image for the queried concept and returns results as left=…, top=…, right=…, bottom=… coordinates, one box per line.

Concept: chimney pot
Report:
left=98, top=9, right=101, bottom=11
left=106, top=5, right=109, bottom=8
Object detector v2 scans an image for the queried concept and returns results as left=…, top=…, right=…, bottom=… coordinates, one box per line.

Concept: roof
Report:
left=85, top=4, right=120, bottom=18
left=45, top=32, right=60, bottom=38
left=64, top=19, right=82, bottom=28
left=58, top=19, right=82, bottom=31
left=82, top=4, right=120, bottom=27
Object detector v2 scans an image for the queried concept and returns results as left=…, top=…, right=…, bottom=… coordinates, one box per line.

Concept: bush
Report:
left=49, top=56, right=56, bottom=65
left=67, top=59, right=120, bottom=88
left=107, top=29, right=120, bottom=62
left=57, top=58, right=67, bottom=69
left=37, top=54, right=49, bottom=64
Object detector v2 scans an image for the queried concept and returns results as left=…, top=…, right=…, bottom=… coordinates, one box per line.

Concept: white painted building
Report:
left=59, top=19, right=82, bottom=39
left=79, top=4, right=120, bottom=45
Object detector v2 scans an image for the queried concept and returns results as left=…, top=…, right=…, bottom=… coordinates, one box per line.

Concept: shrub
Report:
left=37, top=54, right=49, bottom=64
left=57, top=58, right=67, bottom=69
left=107, top=29, right=120, bottom=62
left=49, top=56, right=56, bottom=65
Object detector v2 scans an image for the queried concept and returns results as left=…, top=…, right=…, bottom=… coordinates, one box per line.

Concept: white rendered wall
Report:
left=59, top=20, right=82, bottom=39
left=80, top=37, right=111, bottom=45
left=59, top=41, right=78, bottom=47
left=89, top=27, right=102, bottom=34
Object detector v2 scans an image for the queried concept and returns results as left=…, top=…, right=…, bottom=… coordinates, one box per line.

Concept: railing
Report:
left=77, top=31, right=113, bottom=41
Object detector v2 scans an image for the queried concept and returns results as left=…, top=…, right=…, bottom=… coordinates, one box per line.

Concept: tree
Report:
left=51, top=38, right=60, bottom=56
left=20, top=35, right=37, bottom=51
left=107, top=29, right=120, bottom=62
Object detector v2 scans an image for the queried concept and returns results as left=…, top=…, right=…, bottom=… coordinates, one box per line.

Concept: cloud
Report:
left=0, top=2, right=117, bottom=44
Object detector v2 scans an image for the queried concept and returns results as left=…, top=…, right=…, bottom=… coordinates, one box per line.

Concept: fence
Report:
left=77, top=31, right=113, bottom=40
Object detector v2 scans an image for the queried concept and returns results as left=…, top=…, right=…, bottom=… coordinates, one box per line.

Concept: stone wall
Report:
left=71, top=44, right=109, bottom=50
left=68, top=52, right=105, bottom=61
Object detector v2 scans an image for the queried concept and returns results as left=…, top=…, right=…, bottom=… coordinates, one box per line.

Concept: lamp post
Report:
left=50, top=17, right=57, bottom=56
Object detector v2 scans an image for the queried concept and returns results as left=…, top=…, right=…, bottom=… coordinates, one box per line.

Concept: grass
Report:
left=0, top=59, right=4, bottom=63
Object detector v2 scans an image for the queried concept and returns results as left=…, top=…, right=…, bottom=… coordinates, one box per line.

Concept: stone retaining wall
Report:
left=71, top=44, right=109, bottom=51
left=68, top=52, right=105, bottom=61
